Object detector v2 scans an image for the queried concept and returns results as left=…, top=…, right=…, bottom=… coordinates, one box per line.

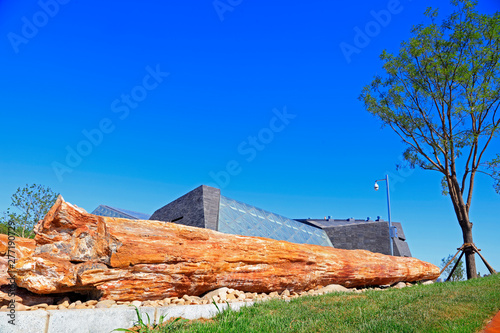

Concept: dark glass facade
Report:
left=218, top=195, right=332, bottom=247
left=92, top=205, right=151, bottom=220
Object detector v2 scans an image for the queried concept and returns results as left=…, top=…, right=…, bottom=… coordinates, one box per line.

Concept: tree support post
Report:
left=442, top=243, right=497, bottom=281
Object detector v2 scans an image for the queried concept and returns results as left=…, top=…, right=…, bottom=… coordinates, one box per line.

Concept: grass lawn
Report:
left=119, top=273, right=500, bottom=333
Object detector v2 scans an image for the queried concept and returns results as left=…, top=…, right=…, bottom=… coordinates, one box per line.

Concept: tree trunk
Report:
left=461, top=224, right=477, bottom=279
left=448, top=175, right=477, bottom=280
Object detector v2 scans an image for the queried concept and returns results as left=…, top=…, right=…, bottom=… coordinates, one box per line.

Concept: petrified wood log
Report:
left=0, top=233, right=36, bottom=258
left=0, top=234, right=35, bottom=286
left=0, top=234, right=59, bottom=306
left=12, top=196, right=440, bottom=301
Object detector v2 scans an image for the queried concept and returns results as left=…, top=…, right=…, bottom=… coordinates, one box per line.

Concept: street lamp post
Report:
left=374, top=175, right=394, bottom=256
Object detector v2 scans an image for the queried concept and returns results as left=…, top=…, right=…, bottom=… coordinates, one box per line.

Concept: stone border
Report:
left=0, top=302, right=254, bottom=333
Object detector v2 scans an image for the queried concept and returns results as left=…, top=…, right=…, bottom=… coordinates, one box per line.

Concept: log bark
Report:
left=12, top=196, right=440, bottom=301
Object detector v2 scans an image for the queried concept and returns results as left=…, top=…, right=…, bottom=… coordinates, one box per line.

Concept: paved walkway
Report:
left=483, top=311, right=500, bottom=333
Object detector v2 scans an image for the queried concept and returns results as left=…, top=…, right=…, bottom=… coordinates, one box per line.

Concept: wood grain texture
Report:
left=0, top=234, right=35, bottom=285
left=0, top=234, right=59, bottom=305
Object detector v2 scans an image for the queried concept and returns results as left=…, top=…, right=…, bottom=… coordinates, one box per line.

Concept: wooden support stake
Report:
left=439, top=246, right=464, bottom=276
left=471, top=243, right=497, bottom=275
left=446, top=250, right=465, bottom=282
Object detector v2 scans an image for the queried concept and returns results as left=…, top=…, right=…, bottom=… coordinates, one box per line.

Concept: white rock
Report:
left=392, top=282, right=407, bottom=289
left=316, top=284, right=350, bottom=294
left=95, top=300, right=115, bottom=309
left=203, top=287, right=229, bottom=301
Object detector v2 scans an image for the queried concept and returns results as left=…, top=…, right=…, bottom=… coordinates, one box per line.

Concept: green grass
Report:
left=119, top=273, right=500, bottom=333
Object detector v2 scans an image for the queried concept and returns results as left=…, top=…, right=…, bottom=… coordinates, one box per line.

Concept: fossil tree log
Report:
left=1, top=233, right=35, bottom=286
left=0, top=234, right=60, bottom=306
left=11, top=197, right=440, bottom=301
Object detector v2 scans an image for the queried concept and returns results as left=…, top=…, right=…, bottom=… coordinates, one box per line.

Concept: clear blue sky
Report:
left=1, top=0, right=499, bottom=275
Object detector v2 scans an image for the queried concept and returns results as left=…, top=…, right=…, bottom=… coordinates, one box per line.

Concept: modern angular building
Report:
left=149, top=185, right=333, bottom=247
left=92, top=185, right=412, bottom=257
left=295, top=218, right=411, bottom=257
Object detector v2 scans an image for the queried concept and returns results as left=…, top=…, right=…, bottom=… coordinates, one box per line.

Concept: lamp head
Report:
left=374, top=182, right=379, bottom=191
